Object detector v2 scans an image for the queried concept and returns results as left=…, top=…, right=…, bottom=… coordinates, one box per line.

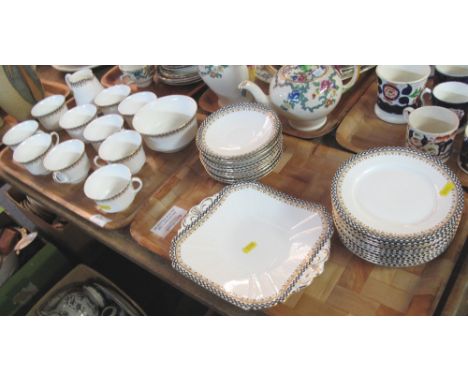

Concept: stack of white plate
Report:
left=331, top=147, right=464, bottom=267
left=170, top=182, right=334, bottom=310
left=157, top=65, right=201, bottom=86
left=196, top=103, right=283, bottom=184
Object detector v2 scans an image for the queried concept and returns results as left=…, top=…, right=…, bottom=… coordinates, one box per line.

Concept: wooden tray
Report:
left=130, top=134, right=468, bottom=315
left=0, top=133, right=198, bottom=230
left=41, top=79, right=71, bottom=99
left=198, top=70, right=375, bottom=140
left=336, top=77, right=468, bottom=188
left=101, top=65, right=206, bottom=98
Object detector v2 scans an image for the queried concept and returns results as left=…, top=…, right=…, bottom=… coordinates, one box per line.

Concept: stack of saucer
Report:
left=331, top=147, right=464, bottom=267
left=157, top=66, right=201, bottom=86
left=196, top=103, right=282, bottom=184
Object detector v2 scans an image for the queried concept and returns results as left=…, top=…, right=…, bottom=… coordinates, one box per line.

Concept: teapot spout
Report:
left=239, top=80, right=270, bottom=106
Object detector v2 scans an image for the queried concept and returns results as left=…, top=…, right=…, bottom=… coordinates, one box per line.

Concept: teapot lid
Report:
left=279, top=65, right=330, bottom=83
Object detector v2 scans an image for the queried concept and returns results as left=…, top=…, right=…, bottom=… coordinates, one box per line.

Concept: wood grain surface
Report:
left=336, top=77, right=468, bottom=188
left=130, top=135, right=468, bottom=315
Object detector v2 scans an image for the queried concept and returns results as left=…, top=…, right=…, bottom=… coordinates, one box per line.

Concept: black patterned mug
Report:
left=421, top=81, right=468, bottom=134
left=404, top=105, right=459, bottom=162
left=434, top=65, right=468, bottom=85
left=375, top=65, right=431, bottom=124
left=459, top=126, right=468, bottom=174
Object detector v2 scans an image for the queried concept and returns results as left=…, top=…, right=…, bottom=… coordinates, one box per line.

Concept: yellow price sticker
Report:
left=439, top=182, right=455, bottom=196
left=99, top=204, right=112, bottom=211
left=242, top=241, right=257, bottom=254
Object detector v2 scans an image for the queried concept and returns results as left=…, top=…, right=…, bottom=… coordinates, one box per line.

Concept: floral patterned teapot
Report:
left=239, top=65, right=359, bottom=131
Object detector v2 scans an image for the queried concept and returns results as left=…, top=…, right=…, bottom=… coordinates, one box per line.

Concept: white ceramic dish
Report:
left=13, top=132, right=60, bottom=175
left=2, top=120, right=40, bottom=150
left=118, top=91, right=157, bottom=128
left=84, top=164, right=143, bottom=214
left=94, top=85, right=131, bottom=115
left=95, top=130, right=146, bottom=174
left=43, top=139, right=90, bottom=184
left=197, top=102, right=281, bottom=159
left=83, top=114, right=124, bottom=151
left=332, top=147, right=463, bottom=238
left=52, top=65, right=99, bottom=73
left=133, top=95, right=198, bottom=152
left=31, top=94, right=68, bottom=131
left=170, top=182, right=333, bottom=310
left=59, top=104, right=97, bottom=140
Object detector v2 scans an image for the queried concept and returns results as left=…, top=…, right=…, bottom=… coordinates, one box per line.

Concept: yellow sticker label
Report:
left=439, top=182, right=455, bottom=196
left=99, top=205, right=112, bottom=211
left=242, top=241, right=257, bottom=254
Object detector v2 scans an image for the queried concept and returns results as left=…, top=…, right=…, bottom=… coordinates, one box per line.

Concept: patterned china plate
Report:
left=197, top=103, right=282, bottom=161
left=332, top=147, right=464, bottom=239
left=170, top=182, right=334, bottom=310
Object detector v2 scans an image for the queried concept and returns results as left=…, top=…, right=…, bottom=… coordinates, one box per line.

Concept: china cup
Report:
left=94, top=130, right=146, bottom=174
left=31, top=94, right=68, bottom=131
left=404, top=105, right=459, bottom=162
left=117, top=91, right=157, bottom=128
left=94, top=85, right=131, bottom=115
left=2, top=120, right=40, bottom=150
left=43, top=139, right=90, bottom=184
left=133, top=95, right=198, bottom=152
left=119, top=65, right=155, bottom=88
left=459, top=126, right=468, bottom=174
left=83, top=114, right=124, bottom=151
left=13, top=132, right=60, bottom=175
left=434, top=65, right=468, bottom=85
left=59, top=104, right=97, bottom=140
left=421, top=81, right=468, bottom=133
left=375, top=65, right=431, bottom=124
left=84, top=163, right=143, bottom=214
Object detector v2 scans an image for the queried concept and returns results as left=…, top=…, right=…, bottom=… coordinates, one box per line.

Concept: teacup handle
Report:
left=403, top=107, right=415, bottom=122
left=53, top=171, right=69, bottom=184
left=420, top=87, right=432, bottom=106
left=342, top=65, right=360, bottom=93
left=50, top=132, right=60, bottom=146
left=64, top=73, right=72, bottom=89
left=93, top=155, right=106, bottom=168
left=131, top=177, right=143, bottom=194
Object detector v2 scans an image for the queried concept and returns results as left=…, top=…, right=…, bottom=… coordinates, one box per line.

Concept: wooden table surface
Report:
left=1, top=65, right=466, bottom=315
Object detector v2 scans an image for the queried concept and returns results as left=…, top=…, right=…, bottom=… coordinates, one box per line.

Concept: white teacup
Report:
left=118, top=91, right=157, bottom=128
left=94, top=85, right=131, bottom=115
left=43, top=139, right=90, bottom=184
left=31, top=94, right=68, bottom=131
left=83, top=114, right=124, bottom=151
left=13, top=132, right=60, bottom=175
left=59, top=104, right=97, bottom=140
left=404, top=105, right=459, bottom=162
left=133, top=95, right=198, bottom=153
left=2, top=120, right=40, bottom=150
left=94, top=130, right=146, bottom=174
left=84, top=163, right=143, bottom=214
left=119, top=65, right=155, bottom=88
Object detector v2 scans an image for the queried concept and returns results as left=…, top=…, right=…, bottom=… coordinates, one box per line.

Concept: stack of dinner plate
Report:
left=196, top=103, right=283, bottom=184
left=331, top=147, right=464, bottom=267
left=157, top=65, right=201, bottom=86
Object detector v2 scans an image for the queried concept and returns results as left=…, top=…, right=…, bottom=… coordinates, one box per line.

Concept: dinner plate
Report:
left=170, top=182, right=333, bottom=310
left=332, top=146, right=464, bottom=239
left=197, top=103, right=281, bottom=160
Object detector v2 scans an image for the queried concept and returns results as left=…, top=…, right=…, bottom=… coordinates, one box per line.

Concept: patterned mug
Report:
left=421, top=81, right=468, bottom=134
left=404, top=105, right=459, bottom=162
left=375, top=65, right=431, bottom=124
left=459, top=126, right=468, bottom=174
left=434, top=65, right=468, bottom=85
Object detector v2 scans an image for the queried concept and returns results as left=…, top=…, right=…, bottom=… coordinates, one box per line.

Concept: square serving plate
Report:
left=170, top=182, right=333, bottom=310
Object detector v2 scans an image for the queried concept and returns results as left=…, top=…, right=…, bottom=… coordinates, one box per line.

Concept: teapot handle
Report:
left=342, top=65, right=360, bottom=93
